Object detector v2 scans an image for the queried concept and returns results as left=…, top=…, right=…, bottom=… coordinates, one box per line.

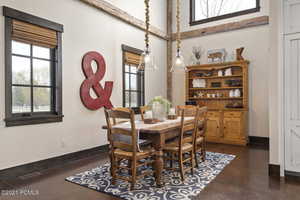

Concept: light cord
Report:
left=176, top=0, right=181, bottom=51
left=145, top=0, right=150, bottom=49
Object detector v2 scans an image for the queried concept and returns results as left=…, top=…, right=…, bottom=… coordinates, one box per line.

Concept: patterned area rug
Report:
left=66, top=152, right=235, bottom=200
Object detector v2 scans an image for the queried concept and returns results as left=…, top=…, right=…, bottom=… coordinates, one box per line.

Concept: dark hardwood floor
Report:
left=0, top=143, right=299, bottom=200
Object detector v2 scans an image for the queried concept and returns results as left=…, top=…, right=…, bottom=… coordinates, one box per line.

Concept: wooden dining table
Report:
left=102, top=117, right=203, bottom=187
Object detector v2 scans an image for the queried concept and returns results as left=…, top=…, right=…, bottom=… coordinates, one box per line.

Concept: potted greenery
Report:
left=148, top=96, right=171, bottom=121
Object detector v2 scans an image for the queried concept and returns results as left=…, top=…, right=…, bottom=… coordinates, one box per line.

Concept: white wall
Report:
left=0, top=0, right=167, bottom=170
left=106, top=0, right=166, bottom=31
left=268, top=0, right=280, bottom=165
left=172, top=0, right=270, bottom=137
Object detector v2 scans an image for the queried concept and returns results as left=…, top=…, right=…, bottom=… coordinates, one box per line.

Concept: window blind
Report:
left=124, top=52, right=141, bottom=65
left=12, top=19, right=57, bottom=48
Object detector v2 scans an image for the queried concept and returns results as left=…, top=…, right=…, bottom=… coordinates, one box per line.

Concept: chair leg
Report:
left=194, top=145, right=199, bottom=168
left=179, top=152, right=185, bottom=181
left=202, top=140, right=206, bottom=161
left=190, top=150, right=194, bottom=175
left=170, top=152, right=174, bottom=168
left=111, top=154, right=117, bottom=184
left=109, top=146, right=113, bottom=177
left=130, top=159, right=137, bottom=190
left=128, top=160, right=132, bottom=175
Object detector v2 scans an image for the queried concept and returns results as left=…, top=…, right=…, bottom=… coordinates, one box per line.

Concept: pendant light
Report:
left=170, top=0, right=186, bottom=73
left=138, top=0, right=157, bottom=71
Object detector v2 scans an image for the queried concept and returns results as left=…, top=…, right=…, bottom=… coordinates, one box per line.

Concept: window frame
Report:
left=122, top=45, right=145, bottom=114
left=3, top=6, right=64, bottom=127
left=190, top=0, right=261, bottom=26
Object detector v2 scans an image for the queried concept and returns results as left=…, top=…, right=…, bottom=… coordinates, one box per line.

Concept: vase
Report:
left=152, top=101, right=167, bottom=121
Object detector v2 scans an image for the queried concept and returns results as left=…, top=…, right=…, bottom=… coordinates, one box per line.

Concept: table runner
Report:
left=113, top=117, right=194, bottom=130
left=112, top=117, right=194, bottom=152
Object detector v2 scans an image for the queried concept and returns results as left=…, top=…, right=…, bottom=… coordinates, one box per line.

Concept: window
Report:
left=190, top=0, right=260, bottom=25
left=11, top=41, right=53, bottom=114
left=122, top=45, right=145, bottom=113
left=3, top=7, right=64, bottom=126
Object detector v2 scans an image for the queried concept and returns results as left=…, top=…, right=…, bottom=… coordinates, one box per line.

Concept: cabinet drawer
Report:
left=207, top=111, right=220, bottom=118
left=224, top=112, right=242, bottom=118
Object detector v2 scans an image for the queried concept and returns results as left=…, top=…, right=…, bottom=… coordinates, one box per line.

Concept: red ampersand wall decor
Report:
left=80, top=51, right=113, bottom=110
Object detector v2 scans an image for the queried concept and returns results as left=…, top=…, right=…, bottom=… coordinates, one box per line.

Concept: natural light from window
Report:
left=11, top=40, right=52, bottom=114
left=194, top=0, right=257, bottom=21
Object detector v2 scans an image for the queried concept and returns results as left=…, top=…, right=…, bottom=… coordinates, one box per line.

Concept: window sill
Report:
left=4, top=114, right=64, bottom=127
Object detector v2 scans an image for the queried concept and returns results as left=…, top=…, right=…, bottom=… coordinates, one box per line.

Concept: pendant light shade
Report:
left=171, top=0, right=186, bottom=73
left=138, top=46, right=157, bottom=71
left=170, top=49, right=186, bottom=72
left=138, top=0, right=157, bottom=71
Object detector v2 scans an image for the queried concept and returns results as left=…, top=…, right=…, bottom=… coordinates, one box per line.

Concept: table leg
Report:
left=155, top=150, right=164, bottom=187
left=152, top=134, right=165, bottom=187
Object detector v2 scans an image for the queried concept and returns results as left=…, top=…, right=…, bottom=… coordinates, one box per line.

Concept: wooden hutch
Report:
left=186, top=60, right=249, bottom=146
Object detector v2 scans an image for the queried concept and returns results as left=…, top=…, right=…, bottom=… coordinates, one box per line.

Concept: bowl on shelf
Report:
left=225, top=102, right=243, bottom=108
left=225, top=79, right=242, bottom=87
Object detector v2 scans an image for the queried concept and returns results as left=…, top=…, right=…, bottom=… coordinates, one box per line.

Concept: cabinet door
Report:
left=206, top=112, right=221, bottom=139
left=284, top=33, right=300, bottom=173
left=223, top=117, right=242, bottom=140
left=284, top=0, right=300, bottom=34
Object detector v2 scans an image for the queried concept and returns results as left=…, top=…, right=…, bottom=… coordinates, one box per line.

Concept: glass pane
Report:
left=141, top=74, right=144, bottom=92
left=130, top=92, right=138, bottom=107
left=195, top=0, right=257, bottom=21
left=33, top=59, right=51, bottom=86
left=33, top=87, right=51, bottom=112
left=131, top=65, right=137, bottom=73
left=12, top=56, right=31, bottom=85
left=12, top=40, right=30, bottom=56
left=12, top=86, right=31, bottom=113
left=125, top=64, right=130, bottom=72
left=125, top=73, right=130, bottom=90
left=33, top=45, right=50, bottom=59
left=130, top=74, right=137, bottom=90
left=142, top=92, right=145, bottom=105
left=125, top=91, right=130, bottom=107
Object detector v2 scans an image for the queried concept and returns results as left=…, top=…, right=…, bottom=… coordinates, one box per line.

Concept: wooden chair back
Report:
left=193, top=106, right=208, bottom=165
left=176, top=105, right=197, bottom=117
left=104, top=107, right=137, bottom=153
left=195, top=107, right=207, bottom=138
left=140, top=105, right=151, bottom=121
left=178, top=107, right=199, bottom=150
left=197, top=106, right=208, bottom=137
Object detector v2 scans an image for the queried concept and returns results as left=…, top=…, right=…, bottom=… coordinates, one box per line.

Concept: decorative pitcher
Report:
left=152, top=101, right=167, bottom=121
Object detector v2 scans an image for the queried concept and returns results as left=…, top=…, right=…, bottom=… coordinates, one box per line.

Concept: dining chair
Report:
left=104, top=107, right=155, bottom=190
left=193, top=106, right=208, bottom=167
left=163, top=107, right=200, bottom=181
left=177, top=105, right=208, bottom=166
left=140, top=105, right=151, bottom=121
left=176, top=105, right=197, bottom=117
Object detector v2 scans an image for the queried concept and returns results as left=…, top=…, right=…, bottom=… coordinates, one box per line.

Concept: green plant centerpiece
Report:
left=148, top=96, right=171, bottom=121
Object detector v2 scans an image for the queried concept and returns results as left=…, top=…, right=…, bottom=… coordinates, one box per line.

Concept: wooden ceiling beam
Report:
left=172, top=16, right=269, bottom=41
left=166, top=0, right=173, bottom=102
left=80, top=0, right=168, bottom=40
